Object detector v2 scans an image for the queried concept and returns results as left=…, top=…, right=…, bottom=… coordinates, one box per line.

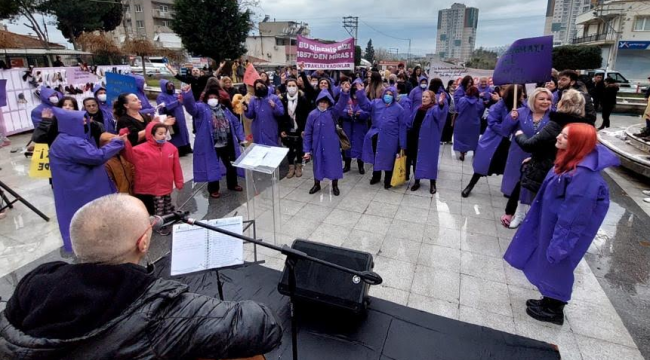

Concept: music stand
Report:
left=0, top=180, right=49, bottom=221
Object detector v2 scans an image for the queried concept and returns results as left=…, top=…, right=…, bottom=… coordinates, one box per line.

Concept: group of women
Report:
left=32, top=64, right=619, bottom=328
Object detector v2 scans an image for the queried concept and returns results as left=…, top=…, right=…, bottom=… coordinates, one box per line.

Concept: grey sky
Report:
left=3, top=0, right=548, bottom=54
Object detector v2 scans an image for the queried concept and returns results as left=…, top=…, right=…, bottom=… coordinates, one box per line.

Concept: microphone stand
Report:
left=173, top=211, right=383, bottom=360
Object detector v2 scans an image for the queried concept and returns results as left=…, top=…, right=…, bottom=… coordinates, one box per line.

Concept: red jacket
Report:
left=123, top=122, right=184, bottom=196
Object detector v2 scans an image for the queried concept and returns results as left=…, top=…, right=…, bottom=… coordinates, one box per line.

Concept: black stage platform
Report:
left=154, top=256, right=560, bottom=360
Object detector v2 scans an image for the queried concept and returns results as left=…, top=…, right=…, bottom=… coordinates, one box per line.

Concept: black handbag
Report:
left=336, top=125, right=351, bottom=151
left=32, top=118, right=53, bottom=143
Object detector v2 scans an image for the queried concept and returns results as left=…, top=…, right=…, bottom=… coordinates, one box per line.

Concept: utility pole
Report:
left=342, top=16, right=359, bottom=43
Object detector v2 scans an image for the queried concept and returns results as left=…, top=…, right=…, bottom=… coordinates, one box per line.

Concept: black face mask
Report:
left=166, top=86, right=174, bottom=95
left=255, top=86, right=267, bottom=97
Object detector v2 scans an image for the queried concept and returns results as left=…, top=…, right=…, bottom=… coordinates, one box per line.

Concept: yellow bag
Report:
left=29, top=143, right=51, bottom=178
left=390, top=150, right=407, bottom=187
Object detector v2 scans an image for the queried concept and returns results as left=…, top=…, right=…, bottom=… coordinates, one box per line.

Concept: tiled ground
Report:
left=224, top=143, right=644, bottom=360
left=0, top=113, right=647, bottom=359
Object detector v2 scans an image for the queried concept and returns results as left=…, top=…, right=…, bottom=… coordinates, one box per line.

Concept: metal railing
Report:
left=152, top=9, right=173, bottom=19
left=572, top=32, right=615, bottom=44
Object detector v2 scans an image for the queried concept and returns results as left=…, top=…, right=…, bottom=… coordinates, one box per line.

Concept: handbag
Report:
left=336, top=125, right=351, bottom=151
left=390, top=150, right=407, bottom=187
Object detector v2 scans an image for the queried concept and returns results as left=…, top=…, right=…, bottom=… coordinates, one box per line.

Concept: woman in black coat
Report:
left=279, top=78, right=312, bottom=178
left=514, top=89, right=595, bottom=194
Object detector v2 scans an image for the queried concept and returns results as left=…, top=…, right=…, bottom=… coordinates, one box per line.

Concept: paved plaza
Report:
left=0, top=114, right=648, bottom=360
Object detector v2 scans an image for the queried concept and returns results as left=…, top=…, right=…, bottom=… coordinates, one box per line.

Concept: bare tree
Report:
left=374, top=47, right=397, bottom=62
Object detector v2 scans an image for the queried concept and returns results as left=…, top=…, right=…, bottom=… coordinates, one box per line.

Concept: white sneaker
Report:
left=509, top=203, right=528, bottom=229
left=642, top=190, right=650, bottom=196
left=644, top=198, right=650, bottom=203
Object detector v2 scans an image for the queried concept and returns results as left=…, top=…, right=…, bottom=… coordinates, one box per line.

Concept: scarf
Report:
left=210, top=105, right=230, bottom=148
left=286, top=92, right=299, bottom=131
left=419, top=102, right=435, bottom=112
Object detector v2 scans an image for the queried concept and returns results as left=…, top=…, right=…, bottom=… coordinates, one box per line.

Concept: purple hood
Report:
left=39, top=87, right=61, bottom=104
left=315, top=89, right=335, bottom=105
left=578, top=144, right=620, bottom=172
left=52, top=108, right=86, bottom=139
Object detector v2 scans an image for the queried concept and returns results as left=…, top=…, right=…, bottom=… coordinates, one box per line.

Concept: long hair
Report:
left=428, top=78, right=444, bottom=94
left=502, top=85, right=523, bottom=112
left=460, top=75, right=473, bottom=89
left=367, top=71, right=383, bottom=100
left=465, top=86, right=479, bottom=98
left=58, top=96, right=79, bottom=110
left=113, top=93, right=131, bottom=118
left=557, top=89, right=585, bottom=117
left=527, top=87, right=553, bottom=112
left=554, top=123, right=597, bottom=174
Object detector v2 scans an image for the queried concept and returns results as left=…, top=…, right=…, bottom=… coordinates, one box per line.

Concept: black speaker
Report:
left=278, top=239, right=374, bottom=314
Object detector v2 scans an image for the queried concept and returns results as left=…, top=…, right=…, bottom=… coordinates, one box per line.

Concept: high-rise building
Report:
left=544, top=0, right=594, bottom=46
left=436, top=3, right=479, bottom=62
left=111, top=0, right=182, bottom=49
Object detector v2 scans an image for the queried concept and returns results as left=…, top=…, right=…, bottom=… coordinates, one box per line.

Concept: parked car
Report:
left=581, top=69, right=631, bottom=88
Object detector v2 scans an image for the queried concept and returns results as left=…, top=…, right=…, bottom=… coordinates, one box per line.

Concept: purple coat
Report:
left=182, top=91, right=245, bottom=182
left=472, top=100, right=509, bottom=175
left=500, top=107, right=551, bottom=198
left=49, top=108, right=124, bottom=251
left=453, top=96, right=484, bottom=153
left=93, top=85, right=116, bottom=134
left=339, top=90, right=369, bottom=159
left=156, top=79, right=191, bottom=150
left=397, top=95, right=413, bottom=117
left=31, top=87, right=62, bottom=128
left=453, top=85, right=466, bottom=107
left=504, top=145, right=619, bottom=302
left=408, top=76, right=428, bottom=110
left=133, top=75, right=155, bottom=116
left=303, top=90, right=346, bottom=181
left=477, top=84, right=494, bottom=104
left=244, top=93, right=284, bottom=146
left=411, top=102, right=449, bottom=180
left=357, top=87, right=408, bottom=172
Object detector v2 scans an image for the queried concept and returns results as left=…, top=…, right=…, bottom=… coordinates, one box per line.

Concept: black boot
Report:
left=459, top=152, right=466, bottom=161
left=332, top=180, right=340, bottom=196
left=370, top=171, right=381, bottom=185
left=309, top=180, right=321, bottom=194
left=461, top=174, right=481, bottom=198
left=430, top=180, right=437, bottom=194
left=343, top=158, right=351, bottom=173
left=357, top=159, right=365, bottom=174
left=526, top=297, right=566, bottom=325
left=411, top=180, right=420, bottom=192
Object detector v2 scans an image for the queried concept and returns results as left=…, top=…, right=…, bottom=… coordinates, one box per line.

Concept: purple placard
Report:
left=0, top=79, right=6, bottom=107
left=492, top=36, right=553, bottom=85
left=297, top=35, right=355, bottom=70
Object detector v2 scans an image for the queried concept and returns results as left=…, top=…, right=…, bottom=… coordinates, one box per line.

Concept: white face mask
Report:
left=97, top=94, right=107, bottom=102
left=311, top=82, right=318, bottom=88
left=287, top=86, right=298, bottom=96
left=207, top=98, right=219, bottom=107
left=49, top=96, right=59, bottom=104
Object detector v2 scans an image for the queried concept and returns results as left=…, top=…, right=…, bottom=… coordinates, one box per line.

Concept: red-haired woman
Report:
left=504, top=123, right=619, bottom=325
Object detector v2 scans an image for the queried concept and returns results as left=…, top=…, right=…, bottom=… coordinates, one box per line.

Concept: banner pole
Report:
left=513, top=84, right=518, bottom=110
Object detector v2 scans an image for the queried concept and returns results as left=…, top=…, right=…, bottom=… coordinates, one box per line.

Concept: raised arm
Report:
left=355, top=83, right=372, bottom=112
left=181, top=86, right=198, bottom=117
left=67, top=137, right=124, bottom=166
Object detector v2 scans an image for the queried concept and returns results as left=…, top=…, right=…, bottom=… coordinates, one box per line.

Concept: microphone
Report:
left=152, top=211, right=188, bottom=231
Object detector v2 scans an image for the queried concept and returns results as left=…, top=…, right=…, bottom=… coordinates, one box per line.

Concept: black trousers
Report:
left=282, top=133, right=303, bottom=165
left=208, top=141, right=238, bottom=193
left=406, top=154, right=417, bottom=180
left=505, top=181, right=521, bottom=215
left=371, top=134, right=392, bottom=186
left=601, top=106, right=613, bottom=128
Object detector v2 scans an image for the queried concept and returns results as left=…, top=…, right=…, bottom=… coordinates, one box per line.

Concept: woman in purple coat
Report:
left=132, top=75, right=156, bottom=116
left=453, top=75, right=474, bottom=106
left=49, top=107, right=125, bottom=251
left=244, top=79, right=285, bottom=146
left=156, top=79, right=192, bottom=156
left=453, top=86, right=484, bottom=162
left=408, top=89, right=448, bottom=194
left=181, top=86, right=245, bottom=199
left=91, top=85, right=116, bottom=134
left=499, top=88, right=553, bottom=228
left=461, top=85, right=522, bottom=198
left=340, top=78, right=370, bottom=174
left=504, top=123, right=618, bottom=325
left=355, top=83, right=408, bottom=189
left=31, top=87, right=62, bottom=128
left=303, top=89, right=347, bottom=196
left=408, top=76, right=429, bottom=110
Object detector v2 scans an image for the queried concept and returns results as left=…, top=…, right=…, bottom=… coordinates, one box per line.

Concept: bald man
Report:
left=0, top=194, right=282, bottom=360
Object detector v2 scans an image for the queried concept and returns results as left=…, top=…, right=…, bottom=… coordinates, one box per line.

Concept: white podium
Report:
left=233, top=143, right=288, bottom=245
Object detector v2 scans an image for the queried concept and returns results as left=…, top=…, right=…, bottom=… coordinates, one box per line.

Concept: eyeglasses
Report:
left=135, top=216, right=156, bottom=250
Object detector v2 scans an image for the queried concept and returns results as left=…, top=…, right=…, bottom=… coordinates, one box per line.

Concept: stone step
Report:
left=599, top=127, right=650, bottom=179
left=624, top=124, right=650, bottom=153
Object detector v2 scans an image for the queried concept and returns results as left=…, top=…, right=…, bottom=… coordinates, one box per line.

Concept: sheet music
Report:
left=170, top=223, right=208, bottom=276
left=170, top=216, right=244, bottom=276
left=239, top=146, right=268, bottom=167
left=206, top=217, right=244, bottom=268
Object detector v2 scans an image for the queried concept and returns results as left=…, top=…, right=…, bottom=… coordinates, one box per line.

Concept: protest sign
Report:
left=492, top=36, right=553, bottom=85
left=243, top=63, right=261, bottom=87
left=29, top=143, right=51, bottom=178
left=106, top=72, right=137, bottom=105
left=296, top=36, right=355, bottom=70
left=68, top=68, right=97, bottom=84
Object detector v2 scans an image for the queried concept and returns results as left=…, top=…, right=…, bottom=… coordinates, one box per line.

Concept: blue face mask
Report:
left=420, top=83, right=427, bottom=89
left=383, top=94, right=394, bottom=104
left=155, top=139, right=166, bottom=144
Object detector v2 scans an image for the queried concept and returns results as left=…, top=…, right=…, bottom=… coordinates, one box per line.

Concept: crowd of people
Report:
left=1, top=59, right=622, bottom=356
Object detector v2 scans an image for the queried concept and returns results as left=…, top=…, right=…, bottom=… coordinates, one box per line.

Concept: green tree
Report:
left=465, top=47, right=498, bottom=69
left=41, top=0, right=123, bottom=49
left=364, top=38, right=375, bottom=63
left=171, top=0, right=251, bottom=63
left=552, top=45, right=602, bottom=70
left=0, top=0, right=51, bottom=51
left=354, top=45, right=362, bottom=66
